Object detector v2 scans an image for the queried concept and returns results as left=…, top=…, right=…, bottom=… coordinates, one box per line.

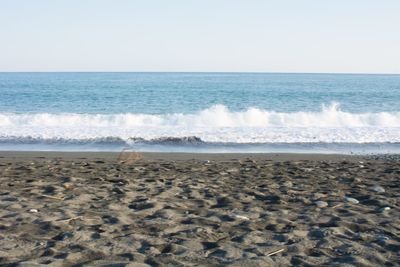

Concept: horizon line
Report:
left=0, top=71, right=399, bottom=75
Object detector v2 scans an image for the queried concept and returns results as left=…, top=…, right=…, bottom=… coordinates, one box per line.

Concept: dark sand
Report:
left=0, top=152, right=399, bottom=266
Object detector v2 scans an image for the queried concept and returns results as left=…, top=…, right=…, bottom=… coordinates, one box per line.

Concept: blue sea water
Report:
left=0, top=72, right=399, bottom=153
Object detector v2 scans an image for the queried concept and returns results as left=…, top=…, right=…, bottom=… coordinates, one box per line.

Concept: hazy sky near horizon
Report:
left=1, top=0, right=400, bottom=73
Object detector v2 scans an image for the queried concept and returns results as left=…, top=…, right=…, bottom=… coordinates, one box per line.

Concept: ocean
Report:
left=1, top=72, right=399, bottom=154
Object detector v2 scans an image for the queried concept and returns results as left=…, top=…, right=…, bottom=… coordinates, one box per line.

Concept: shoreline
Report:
left=0, top=151, right=369, bottom=162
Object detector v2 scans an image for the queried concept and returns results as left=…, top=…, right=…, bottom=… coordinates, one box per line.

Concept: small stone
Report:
left=309, top=229, right=326, bottom=239
left=315, top=201, right=328, bottom=208
left=344, top=197, right=359, bottom=204
left=233, top=214, right=250, bottom=220
left=227, top=168, right=239, bottom=173
left=313, top=193, right=326, bottom=200
left=357, top=233, right=374, bottom=241
left=376, top=235, right=389, bottom=243
left=293, top=230, right=308, bottom=238
left=181, top=240, right=204, bottom=251
left=379, top=207, right=391, bottom=213
left=9, top=203, right=23, bottom=209
left=280, top=209, right=289, bottom=215
left=29, top=209, right=39, bottom=213
left=283, top=181, right=293, bottom=187
left=370, top=185, right=385, bottom=193
left=161, top=243, right=187, bottom=254
left=128, top=201, right=155, bottom=210
left=63, top=183, right=74, bottom=189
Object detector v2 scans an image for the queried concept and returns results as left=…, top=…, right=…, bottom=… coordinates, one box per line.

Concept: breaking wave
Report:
left=1, top=103, right=400, bottom=128
left=0, top=103, right=400, bottom=144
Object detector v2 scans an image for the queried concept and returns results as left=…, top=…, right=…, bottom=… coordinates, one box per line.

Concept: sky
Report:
left=0, top=0, right=399, bottom=73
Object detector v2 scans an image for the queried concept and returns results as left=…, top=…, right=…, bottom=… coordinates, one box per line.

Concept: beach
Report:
left=0, top=152, right=399, bottom=266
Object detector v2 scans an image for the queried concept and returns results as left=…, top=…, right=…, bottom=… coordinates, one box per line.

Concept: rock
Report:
left=357, top=233, right=374, bottom=241
left=29, top=209, right=39, bottom=213
left=128, top=201, right=155, bottom=210
left=293, top=230, right=308, bottom=238
left=240, top=231, right=267, bottom=245
left=282, top=181, right=293, bottom=187
left=9, top=203, right=23, bottom=209
left=370, top=185, right=385, bottom=193
left=16, top=262, right=47, bottom=267
left=52, top=232, right=73, bottom=241
left=227, top=168, right=239, bottom=173
left=223, top=245, right=244, bottom=260
left=180, top=240, right=204, bottom=251
left=315, top=201, right=328, bottom=208
left=161, top=243, right=187, bottom=254
left=379, top=207, right=391, bottom=213
left=233, top=214, right=250, bottom=220
left=42, top=185, right=56, bottom=194
left=313, top=193, right=326, bottom=200
left=376, top=235, right=389, bottom=244
left=63, top=183, right=74, bottom=189
left=280, top=209, right=289, bottom=215
left=344, top=197, right=359, bottom=204
left=309, top=228, right=327, bottom=239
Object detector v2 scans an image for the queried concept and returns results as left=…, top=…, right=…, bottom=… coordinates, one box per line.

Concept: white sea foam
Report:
left=0, top=103, right=400, bottom=144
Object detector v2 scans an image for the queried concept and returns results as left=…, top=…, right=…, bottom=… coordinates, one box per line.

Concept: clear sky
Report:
left=1, top=0, right=399, bottom=73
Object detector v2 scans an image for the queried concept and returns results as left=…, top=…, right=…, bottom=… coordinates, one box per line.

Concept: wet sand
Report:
left=0, top=152, right=399, bottom=266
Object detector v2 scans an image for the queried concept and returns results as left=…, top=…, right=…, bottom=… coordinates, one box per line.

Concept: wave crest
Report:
left=0, top=103, right=399, bottom=128
left=0, top=103, right=400, bottom=144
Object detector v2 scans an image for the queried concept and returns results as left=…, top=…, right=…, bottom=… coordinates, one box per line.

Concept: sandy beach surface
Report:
left=0, top=152, right=399, bottom=266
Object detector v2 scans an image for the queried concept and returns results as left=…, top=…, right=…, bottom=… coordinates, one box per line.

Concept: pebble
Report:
left=315, top=201, right=328, bottom=208
left=282, top=181, right=293, bottom=187
left=379, top=207, right=391, bottom=213
left=293, top=230, right=308, bottom=238
left=280, top=209, right=289, bottom=215
left=344, top=197, right=359, bottom=204
left=63, top=183, right=74, bottom=189
left=357, top=233, right=374, bottom=241
left=377, top=235, right=389, bottom=243
left=29, top=209, right=39, bottom=213
left=370, top=185, right=385, bottom=193
left=313, top=193, right=326, bottom=200
left=233, top=214, right=250, bottom=220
